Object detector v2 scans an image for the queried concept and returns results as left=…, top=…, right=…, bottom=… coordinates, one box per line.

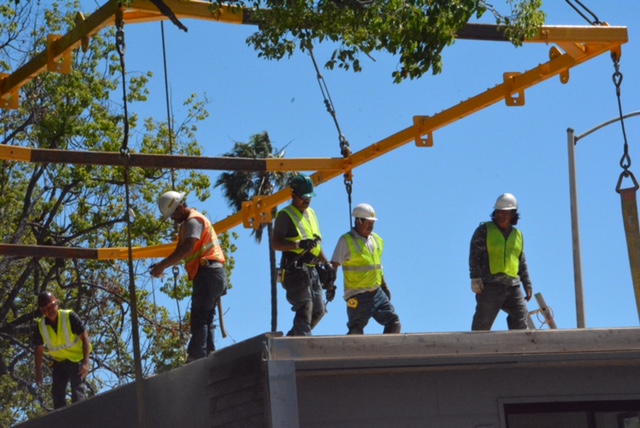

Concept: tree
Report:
left=215, top=132, right=293, bottom=332
left=220, top=0, right=545, bottom=83
left=0, top=1, right=228, bottom=424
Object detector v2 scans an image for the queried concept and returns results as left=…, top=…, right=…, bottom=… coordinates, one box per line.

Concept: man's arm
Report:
left=272, top=213, right=299, bottom=252
left=35, top=345, right=44, bottom=386
left=518, top=249, right=533, bottom=302
left=151, top=237, right=198, bottom=277
left=78, top=331, right=91, bottom=379
left=469, top=224, right=487, bottom=279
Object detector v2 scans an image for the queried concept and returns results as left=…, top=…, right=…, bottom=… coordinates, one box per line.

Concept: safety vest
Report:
left=37, top=310, right=86, bottom=363
left=342, top=231, right=384, bottom=291
left=277, top=205, right=322, bottom=258
left=182, top=210, right=225, bottom=280
left=485, top=221, right=523, bottom=278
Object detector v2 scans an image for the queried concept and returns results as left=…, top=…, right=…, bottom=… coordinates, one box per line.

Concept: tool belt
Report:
left=281, top=264, right=311, bottom=292
left=281, top=252, right=318, bottom=269
left=200, top=259, right=223, bottom=268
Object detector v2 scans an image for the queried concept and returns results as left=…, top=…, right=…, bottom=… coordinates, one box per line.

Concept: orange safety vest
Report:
left=182, top=210, right=225, bottom=280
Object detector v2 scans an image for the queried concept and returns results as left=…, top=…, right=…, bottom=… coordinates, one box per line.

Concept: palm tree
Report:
left=215, top=132, right=293, bottom=332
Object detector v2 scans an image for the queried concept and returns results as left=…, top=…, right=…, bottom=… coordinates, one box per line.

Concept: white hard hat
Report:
left=494, top=193, right=518, bottom=211
left=352, top=203, right=378, bottom=221
left=158, top=191, right=185, bottom=220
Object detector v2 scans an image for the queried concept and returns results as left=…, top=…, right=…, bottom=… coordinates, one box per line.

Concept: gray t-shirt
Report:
left=183, top=217, right=204, bottom=240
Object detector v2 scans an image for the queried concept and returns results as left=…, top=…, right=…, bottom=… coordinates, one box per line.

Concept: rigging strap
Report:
left=307, top=41, right=354, bottom=227
left=115, top=12, right=147, bottom=426
left=610, top=52, right=640, bottom=322
left=564, top=0, right=602, bottom=26
left=160, top=21, right=185, bottom=346
left=612, top=53, right=637, bottom=192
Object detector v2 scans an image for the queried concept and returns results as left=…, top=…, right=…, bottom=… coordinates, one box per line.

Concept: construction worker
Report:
left=151, top=191, right=227, bottom=361
left=469, top=193, right=533, bottom=331
left=273, top=174, right=333, bottom=336
left=331, top=203, right=401, bottom=335
left=34, top=291, right=92, bottom=409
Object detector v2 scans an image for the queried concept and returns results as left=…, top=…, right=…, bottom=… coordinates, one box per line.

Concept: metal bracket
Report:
left=75, top=12, right=90, bottom=53
left=412, top=116, right=434, bottom=147
left=0, top=74, right=19, bottom=110
left=241, top=196, right=273, bottom=229
left=47, top=35, right=72, bottom=74
left=503, top=72, right=525, bottom=106
left=549, top=46, right=570, bottom=84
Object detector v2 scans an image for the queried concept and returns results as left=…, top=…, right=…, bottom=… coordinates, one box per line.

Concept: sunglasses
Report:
left=294, top=193, right=311, bottom=202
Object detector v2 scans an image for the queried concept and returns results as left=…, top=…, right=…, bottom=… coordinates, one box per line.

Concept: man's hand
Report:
left=298, top=239, right=318, bottom=251
left=381, top=283, right=391, bottom=300
left=471, top=278, right=484, bottom=294
left=150, top=263, right=165, bottom=279
left=78, top=361, right=90, bottom=380
left=325, top=285, right=336, bottom=302
left=525, top=288, right=533, bottom=302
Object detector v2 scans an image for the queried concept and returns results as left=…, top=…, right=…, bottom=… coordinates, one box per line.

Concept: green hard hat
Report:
left=290, top=174, right=316, bottom=198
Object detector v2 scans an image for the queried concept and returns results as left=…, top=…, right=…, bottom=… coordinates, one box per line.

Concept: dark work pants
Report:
left=285, top=267, right=325, bottom=336
left=188, top=266, right=228, bottom=360
left=51, top=360, right=86, bottom=409
left=471, top=283, right=529, bottom=331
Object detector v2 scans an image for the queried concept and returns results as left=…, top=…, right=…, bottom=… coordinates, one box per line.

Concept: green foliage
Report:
left=0, top=1, right=225, bottom=424
left=218, top=0, right=544, bottom=83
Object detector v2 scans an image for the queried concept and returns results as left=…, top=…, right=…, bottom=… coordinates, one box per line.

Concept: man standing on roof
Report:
left=151, top=191, right=227, bottom=361
left=34, top=291, right=92, bottom=409
left=273, top=174, right=334, bottom=336
left=469, top=193, right=533, bottom=331
left=331, top=203, right=401, bottom=335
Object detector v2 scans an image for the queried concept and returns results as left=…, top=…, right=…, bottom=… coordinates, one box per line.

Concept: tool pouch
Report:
left=282, top=265, right=311, bottom=292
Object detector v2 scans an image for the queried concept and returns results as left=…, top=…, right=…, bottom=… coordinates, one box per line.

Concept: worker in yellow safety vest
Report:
left=469, top=193, right=533, bottom=331
left=331, top=203, right=401, bottom=335
left=273, top=174, right=334, bottom=336
left=151, top=191, right=228, bottom=362
left=34, top=291, right=92, bottom=409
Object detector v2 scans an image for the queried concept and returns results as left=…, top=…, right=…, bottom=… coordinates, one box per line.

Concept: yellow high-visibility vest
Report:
left=37, top=310, right=87, bottom=363
left=342, top=231, right=383, bottom=291
left=277, top=205, right=322, bottom=258
left=485, top=221, right=523, bottom=278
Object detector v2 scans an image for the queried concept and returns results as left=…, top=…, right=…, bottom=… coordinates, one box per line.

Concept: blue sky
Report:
left=99, top=1, right=640, bottom=348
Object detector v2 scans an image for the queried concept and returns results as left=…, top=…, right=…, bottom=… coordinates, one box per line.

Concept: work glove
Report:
left=381, top=283, right=391, bottom=301
left=298, top=239, right=318, bottom=252
left=471, top=278, right=484, bottom=294
left=325, top=285, right=337, bottom=302
left=323, top=262, right=337, bottom=284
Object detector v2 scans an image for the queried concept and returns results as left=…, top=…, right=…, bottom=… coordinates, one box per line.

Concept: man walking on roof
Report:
left=35, top=291, right=92, bottom=409
left=273, top=174, right=334, bottom=336
left=151, top=191, right=228, bottom=361
left=331, top=203, right=401, bottom=335
left=469, top=193, right=533, bottom=331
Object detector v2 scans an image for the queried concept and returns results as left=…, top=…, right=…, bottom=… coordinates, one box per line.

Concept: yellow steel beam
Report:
left=0, top=3, right=628, bottom=259
left=126, top=0, right=247, bottom=24
left=0, top=145, right=347, bottom=172
left=0, top=0, right=120, bottom=107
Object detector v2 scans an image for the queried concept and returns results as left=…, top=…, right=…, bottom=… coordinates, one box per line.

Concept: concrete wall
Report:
left=16, top=328, right=640, bottom=428
left=296, top=364, right=640, bottom=427
left=16, top=333, right=278, bottom=428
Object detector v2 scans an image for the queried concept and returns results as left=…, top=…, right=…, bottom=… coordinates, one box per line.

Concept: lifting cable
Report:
left=159, top=21, right=185, bottom=350
left=611, top=53, right=640, bottom=322
left=115, top=10, right=147, bottom=427
left=307, top=41, right=354, bottom=228
left=564, top=0, right=602, bottom=26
